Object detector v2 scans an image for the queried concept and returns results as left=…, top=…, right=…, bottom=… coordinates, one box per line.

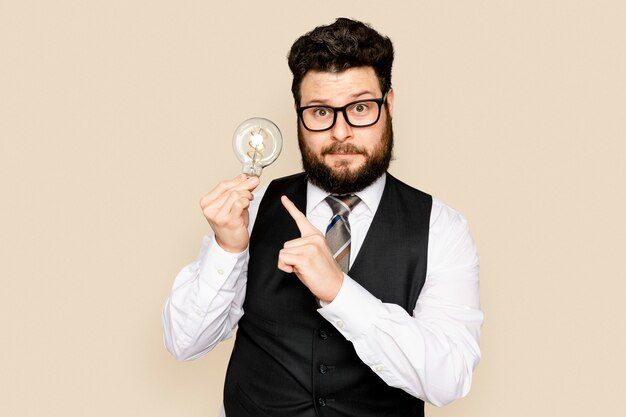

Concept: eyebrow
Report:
left=303, top=90, right=377, bottom=106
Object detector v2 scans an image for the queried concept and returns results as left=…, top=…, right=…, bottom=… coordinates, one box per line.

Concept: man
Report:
left=163, top=18, right=482, bottom=417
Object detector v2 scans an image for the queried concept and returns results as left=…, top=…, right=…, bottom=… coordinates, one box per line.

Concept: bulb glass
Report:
left=232, top=117, right=282, bottom=177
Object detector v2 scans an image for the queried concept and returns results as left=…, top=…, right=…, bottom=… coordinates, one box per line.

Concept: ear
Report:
left=386, top=88, right=395, bottom=118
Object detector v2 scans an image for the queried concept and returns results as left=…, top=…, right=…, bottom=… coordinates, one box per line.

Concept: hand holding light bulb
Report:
left=200, top=174, right=260, bottom=253
left=199, top=118, right=282, bottom=253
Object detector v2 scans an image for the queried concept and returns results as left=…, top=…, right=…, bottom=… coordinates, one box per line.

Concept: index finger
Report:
left=233, top=174, right=260, bottom=192
left=218, top=174, right=259, bottom=193
left=201, top=175, right=259, bottom=208
left=281, top=195, right=319, bottom=236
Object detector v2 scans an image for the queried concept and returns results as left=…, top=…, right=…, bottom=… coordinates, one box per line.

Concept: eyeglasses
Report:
left=296, top=92, right=388, bottom=132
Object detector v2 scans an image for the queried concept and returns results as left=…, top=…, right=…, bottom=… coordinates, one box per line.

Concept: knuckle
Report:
left=202, top=208, right=214, bottom=219
left=213, top=214, right=227, bottom=227
left=314, top=245, right=324, bottom=257
left=217, top=180, right=234, bottom=193
left=200, top=195, right=216, bottom=209
left=311, top=235, right=325, bottom=245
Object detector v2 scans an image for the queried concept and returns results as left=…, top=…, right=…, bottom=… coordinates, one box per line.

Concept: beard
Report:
left=298, top=108, right=394, bottom=195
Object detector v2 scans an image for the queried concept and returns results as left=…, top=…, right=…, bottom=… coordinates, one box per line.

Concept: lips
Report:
left=321, top=144, right=366, bottom=156
left=329, top=152, right=360, bottom=156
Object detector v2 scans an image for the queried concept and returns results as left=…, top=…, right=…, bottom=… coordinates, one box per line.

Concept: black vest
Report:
left=224, top=173, right=432, bottom=417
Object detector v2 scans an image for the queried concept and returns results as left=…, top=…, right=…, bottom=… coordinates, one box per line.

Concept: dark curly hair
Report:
left=287, top=18, right=394, bottom=104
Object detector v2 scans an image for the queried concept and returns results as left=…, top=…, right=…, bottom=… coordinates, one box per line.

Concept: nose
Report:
left=330, top=111, right=353, bottom=142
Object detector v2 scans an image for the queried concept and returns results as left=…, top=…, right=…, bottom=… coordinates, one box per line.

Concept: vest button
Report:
left=317, top=397, right=327, bottom=406
left=319, top=364, right=328, bottom=374
left=319, top=330, right=328, bottom=339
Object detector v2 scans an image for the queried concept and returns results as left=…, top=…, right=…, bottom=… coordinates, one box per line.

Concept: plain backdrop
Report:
left=1, top=1, right=625, bottom=416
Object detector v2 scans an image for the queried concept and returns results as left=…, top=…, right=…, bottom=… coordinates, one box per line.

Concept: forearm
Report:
left=162, top=234, right=248, bottom=361
left=318, top=274, right=482, bottom=406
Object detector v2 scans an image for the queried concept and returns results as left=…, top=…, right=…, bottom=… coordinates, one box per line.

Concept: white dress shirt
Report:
left=162, top=174, right=483, bottom=413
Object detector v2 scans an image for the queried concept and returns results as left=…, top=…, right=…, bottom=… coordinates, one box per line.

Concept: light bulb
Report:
left=232, top=117, right=282, bottom=177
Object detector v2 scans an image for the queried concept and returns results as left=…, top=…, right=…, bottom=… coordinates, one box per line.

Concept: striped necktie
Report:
left=324, top=194, right=361, bottom=273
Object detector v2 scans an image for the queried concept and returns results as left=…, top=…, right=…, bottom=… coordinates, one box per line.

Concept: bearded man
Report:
left=163, top=18, right=483, bottom=417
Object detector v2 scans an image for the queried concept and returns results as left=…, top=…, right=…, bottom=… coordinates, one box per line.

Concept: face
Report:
left=297, top=67, right=395, bottom=194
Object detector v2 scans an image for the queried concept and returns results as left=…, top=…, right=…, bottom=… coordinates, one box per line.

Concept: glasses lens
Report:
left=301, top=106, right=334, bottom=131
left=345, top=100, right=380, bottom=126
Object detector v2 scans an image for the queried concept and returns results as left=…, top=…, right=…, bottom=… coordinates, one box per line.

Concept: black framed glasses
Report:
left=297, top=92, right=388, bottom=132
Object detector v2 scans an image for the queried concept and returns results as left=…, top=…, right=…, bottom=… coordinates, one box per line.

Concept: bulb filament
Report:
left=247, top=128, right=267, bottom=164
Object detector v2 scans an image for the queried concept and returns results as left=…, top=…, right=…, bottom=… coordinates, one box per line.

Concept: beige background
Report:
left=1, top=1, right=625, bottom=416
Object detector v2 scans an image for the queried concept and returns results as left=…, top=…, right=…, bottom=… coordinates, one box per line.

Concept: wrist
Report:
left=319, top=271, right=345, bottom=304
left=215, top=235, right=247, bottom=253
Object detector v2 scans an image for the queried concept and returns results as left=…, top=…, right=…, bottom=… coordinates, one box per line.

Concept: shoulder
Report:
left=428, top=197, right=477, bottom=269
left=385, top=174, right=466, bottom=227
left=387, top=174, right=473, bottom=242
left=386, top=173, right=430, bottom=198
left=384, top=174, right=432, bottom=214
left=430, top=197, right=468, bottom=229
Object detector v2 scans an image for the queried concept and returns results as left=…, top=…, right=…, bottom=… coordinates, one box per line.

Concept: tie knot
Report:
left=325, top=194, right=361, bottom=217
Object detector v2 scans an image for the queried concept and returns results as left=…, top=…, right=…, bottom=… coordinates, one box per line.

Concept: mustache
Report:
left=321, top=143, right=367, bottom=156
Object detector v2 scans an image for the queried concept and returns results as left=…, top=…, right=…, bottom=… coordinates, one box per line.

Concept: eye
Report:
left=313, top=107, right=330, bottom=117
left=353, top=103, right=369, bottom=113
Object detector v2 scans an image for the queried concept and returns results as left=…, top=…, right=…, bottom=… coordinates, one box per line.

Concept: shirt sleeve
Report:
left=162, top=235, right=249, bottom=361
left=162, top=185, right=266, bottom=361
left=317, top=199, right=483, bottom=406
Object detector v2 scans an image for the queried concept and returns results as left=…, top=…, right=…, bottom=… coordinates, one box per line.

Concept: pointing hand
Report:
left=278, top=195, right=344, bottom=303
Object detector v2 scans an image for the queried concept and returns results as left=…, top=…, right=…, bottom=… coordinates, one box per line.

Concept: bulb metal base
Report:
left=242, top=161, right=263, bottom=177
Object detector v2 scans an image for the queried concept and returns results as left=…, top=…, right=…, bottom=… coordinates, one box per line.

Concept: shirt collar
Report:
left=306, top=173, right=387, bottom=215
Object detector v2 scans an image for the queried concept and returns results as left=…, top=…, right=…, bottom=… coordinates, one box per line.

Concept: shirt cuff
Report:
left=318, top=274, right=383, bottom=341
left=198, top=235, right=248, bottom=293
